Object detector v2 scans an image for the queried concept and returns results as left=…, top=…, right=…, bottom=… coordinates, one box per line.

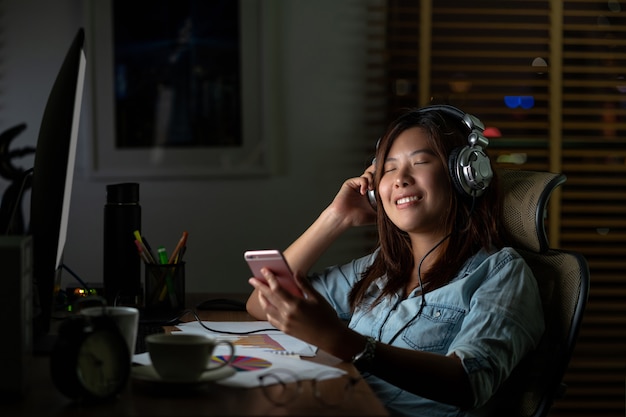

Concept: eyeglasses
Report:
left=258, top=368, right=361, bottom=407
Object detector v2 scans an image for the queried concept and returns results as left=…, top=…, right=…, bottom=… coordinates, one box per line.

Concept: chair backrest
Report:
left=471, top=169, right=590, bottom=417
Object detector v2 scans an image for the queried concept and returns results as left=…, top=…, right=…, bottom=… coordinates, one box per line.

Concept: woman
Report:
left=246, top=106, right=544, bottom=417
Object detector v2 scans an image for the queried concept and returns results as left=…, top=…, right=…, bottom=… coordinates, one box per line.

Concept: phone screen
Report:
left=244, top=250, right=303, bottom=298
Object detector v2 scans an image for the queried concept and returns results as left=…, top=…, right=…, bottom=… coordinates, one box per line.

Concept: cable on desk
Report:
left=175, top=309, right=278, bottom=335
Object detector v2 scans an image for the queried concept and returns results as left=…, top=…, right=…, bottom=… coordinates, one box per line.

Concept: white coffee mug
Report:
left=146, top=333, right=235, bottom=382
left=81, top=306, right=139, bottom=359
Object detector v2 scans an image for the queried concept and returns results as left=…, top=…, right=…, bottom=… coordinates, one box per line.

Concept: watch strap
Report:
left=351, top=336, right=376, bottom=370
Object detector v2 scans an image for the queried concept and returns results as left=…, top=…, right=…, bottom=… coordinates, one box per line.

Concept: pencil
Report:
left=168, top=231, right=189, bottom=264
left=141, top=236, right=158, bottom=264
left=133, top=230, right=156, bottom=264
left=134, top=239, right=153, bottom=264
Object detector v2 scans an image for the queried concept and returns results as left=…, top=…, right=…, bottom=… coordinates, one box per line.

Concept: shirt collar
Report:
left=370, top=247, right=496, bottom=294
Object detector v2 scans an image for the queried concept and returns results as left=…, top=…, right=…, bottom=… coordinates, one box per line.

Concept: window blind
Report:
left=382, top=1, right=626, bottom=415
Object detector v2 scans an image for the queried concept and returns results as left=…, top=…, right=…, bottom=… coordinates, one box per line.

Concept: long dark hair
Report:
left=348, top=107, right=510, bottom=310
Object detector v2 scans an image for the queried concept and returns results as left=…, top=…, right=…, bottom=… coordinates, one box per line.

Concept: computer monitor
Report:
left=30, top=28, right=86, bottom=350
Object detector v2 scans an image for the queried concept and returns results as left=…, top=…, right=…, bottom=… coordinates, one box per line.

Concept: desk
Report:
left=0, top=298, right=388, bottom=416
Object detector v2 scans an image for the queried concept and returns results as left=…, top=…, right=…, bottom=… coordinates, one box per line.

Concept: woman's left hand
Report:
left=248, top=267, right=347, bottom=350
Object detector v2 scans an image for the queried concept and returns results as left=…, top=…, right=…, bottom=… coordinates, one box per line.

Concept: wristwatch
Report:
left=351, top=336, right=376, bottom=370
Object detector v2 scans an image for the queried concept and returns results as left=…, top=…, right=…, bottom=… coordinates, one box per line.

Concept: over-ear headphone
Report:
left=367, top=105, right=493, bottom=210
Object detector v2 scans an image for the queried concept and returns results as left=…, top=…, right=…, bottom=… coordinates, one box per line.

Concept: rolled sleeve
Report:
left=449, top=249, right=545, bottom=407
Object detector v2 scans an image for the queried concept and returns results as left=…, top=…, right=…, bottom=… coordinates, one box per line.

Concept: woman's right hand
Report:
left=327, top=164, right=377, bottom=227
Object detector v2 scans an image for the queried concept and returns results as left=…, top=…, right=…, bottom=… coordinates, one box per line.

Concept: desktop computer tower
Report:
left=0, top=236, right=33, bottom=399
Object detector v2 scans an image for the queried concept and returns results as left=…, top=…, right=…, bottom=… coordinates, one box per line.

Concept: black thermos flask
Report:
left=103, top=183, right=141, bottom=306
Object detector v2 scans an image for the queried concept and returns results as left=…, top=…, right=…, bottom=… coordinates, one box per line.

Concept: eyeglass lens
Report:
left=259, top=369, right=357, bottom=407
left=259, top=370, right=301, bottom=406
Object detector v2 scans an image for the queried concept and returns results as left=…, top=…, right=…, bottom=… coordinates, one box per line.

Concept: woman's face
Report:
left=378, top=127, right=451, bottom=236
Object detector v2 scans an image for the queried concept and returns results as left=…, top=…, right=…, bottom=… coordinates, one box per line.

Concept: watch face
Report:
left=77, top=329, right=130, bottom=398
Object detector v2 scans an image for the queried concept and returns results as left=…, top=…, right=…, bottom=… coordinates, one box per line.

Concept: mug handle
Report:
left=209, top=340, right=236, bottom=370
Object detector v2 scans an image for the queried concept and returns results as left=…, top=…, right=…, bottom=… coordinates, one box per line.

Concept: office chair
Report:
left=471, top=169, right=590, bottom=417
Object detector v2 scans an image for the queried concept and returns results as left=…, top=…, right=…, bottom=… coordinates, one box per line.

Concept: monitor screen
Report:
left=30, top=28, right=86, bottom=350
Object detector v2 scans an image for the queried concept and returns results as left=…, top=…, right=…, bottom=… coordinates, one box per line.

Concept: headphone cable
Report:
left=380, top=194, right=476, bottom=345
left=380, top=231, right=451, bottom=345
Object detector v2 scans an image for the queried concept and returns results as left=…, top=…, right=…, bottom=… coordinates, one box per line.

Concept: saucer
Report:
left=131, top=364, right=236, bottom=385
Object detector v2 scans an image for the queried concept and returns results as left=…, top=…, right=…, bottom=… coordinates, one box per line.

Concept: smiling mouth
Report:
left=396, top=195, right=420, bottom=205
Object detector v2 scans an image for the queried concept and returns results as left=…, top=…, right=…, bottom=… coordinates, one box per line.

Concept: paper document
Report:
left=132, top=324, right=343, bottom=389
left=133, top=347, right=344, bottom=388
left=175, top=321, right=317, bottom=357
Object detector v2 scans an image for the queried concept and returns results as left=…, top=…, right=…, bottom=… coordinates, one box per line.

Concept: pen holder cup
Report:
left=144, top=262, right=185, bottom=313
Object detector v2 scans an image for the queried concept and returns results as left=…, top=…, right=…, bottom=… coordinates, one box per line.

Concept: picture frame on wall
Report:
left=87, top=0, right=270, bottom=178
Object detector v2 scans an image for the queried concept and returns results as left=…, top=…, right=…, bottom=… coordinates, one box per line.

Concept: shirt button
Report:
left=434, top=311, right=441, bottom=318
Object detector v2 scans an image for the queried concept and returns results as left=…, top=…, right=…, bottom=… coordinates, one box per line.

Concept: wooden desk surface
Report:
left=0, top=296, right=388, bottom=416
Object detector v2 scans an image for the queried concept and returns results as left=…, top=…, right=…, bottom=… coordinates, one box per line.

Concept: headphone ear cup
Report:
left=449, top=145, right=493, bottom=197
left=367, top=188, right=377, bottom=210
left=448, top=146, right=469, bottom=196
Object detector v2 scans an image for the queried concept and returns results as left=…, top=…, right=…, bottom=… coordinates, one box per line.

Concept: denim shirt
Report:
left=309, top=247, right=545, bottom=417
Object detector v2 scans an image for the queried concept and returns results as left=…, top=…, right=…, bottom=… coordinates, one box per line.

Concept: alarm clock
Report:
left=50, top=313, right=130, bottom=400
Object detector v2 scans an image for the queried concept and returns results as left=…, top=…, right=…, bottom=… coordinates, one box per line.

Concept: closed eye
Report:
left=412, top=154, right=436, bottom=165
left=382, top=162, right=397, bottom=173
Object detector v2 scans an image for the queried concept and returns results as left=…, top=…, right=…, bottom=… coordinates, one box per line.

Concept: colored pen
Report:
left=157, top=246, right=169, bottom=301
left=141, top=236, right=158, bottom=264
left=134, top=240, right=151, bottom=264
left=168, top=231, right=189, bottom=264
left=133, top=230, right=156, bottom=264
left=157, top=246, right=178, bottom=307
left=157, top=246, right=169, bottom=265
left=176, top=245, right=187, bottom=263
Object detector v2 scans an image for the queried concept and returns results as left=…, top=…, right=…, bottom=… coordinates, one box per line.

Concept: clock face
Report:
left=76, top=330, right=130, bottom=398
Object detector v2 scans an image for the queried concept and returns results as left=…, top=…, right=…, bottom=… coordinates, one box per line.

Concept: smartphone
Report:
left=244, top=250, right=303, bottom=298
